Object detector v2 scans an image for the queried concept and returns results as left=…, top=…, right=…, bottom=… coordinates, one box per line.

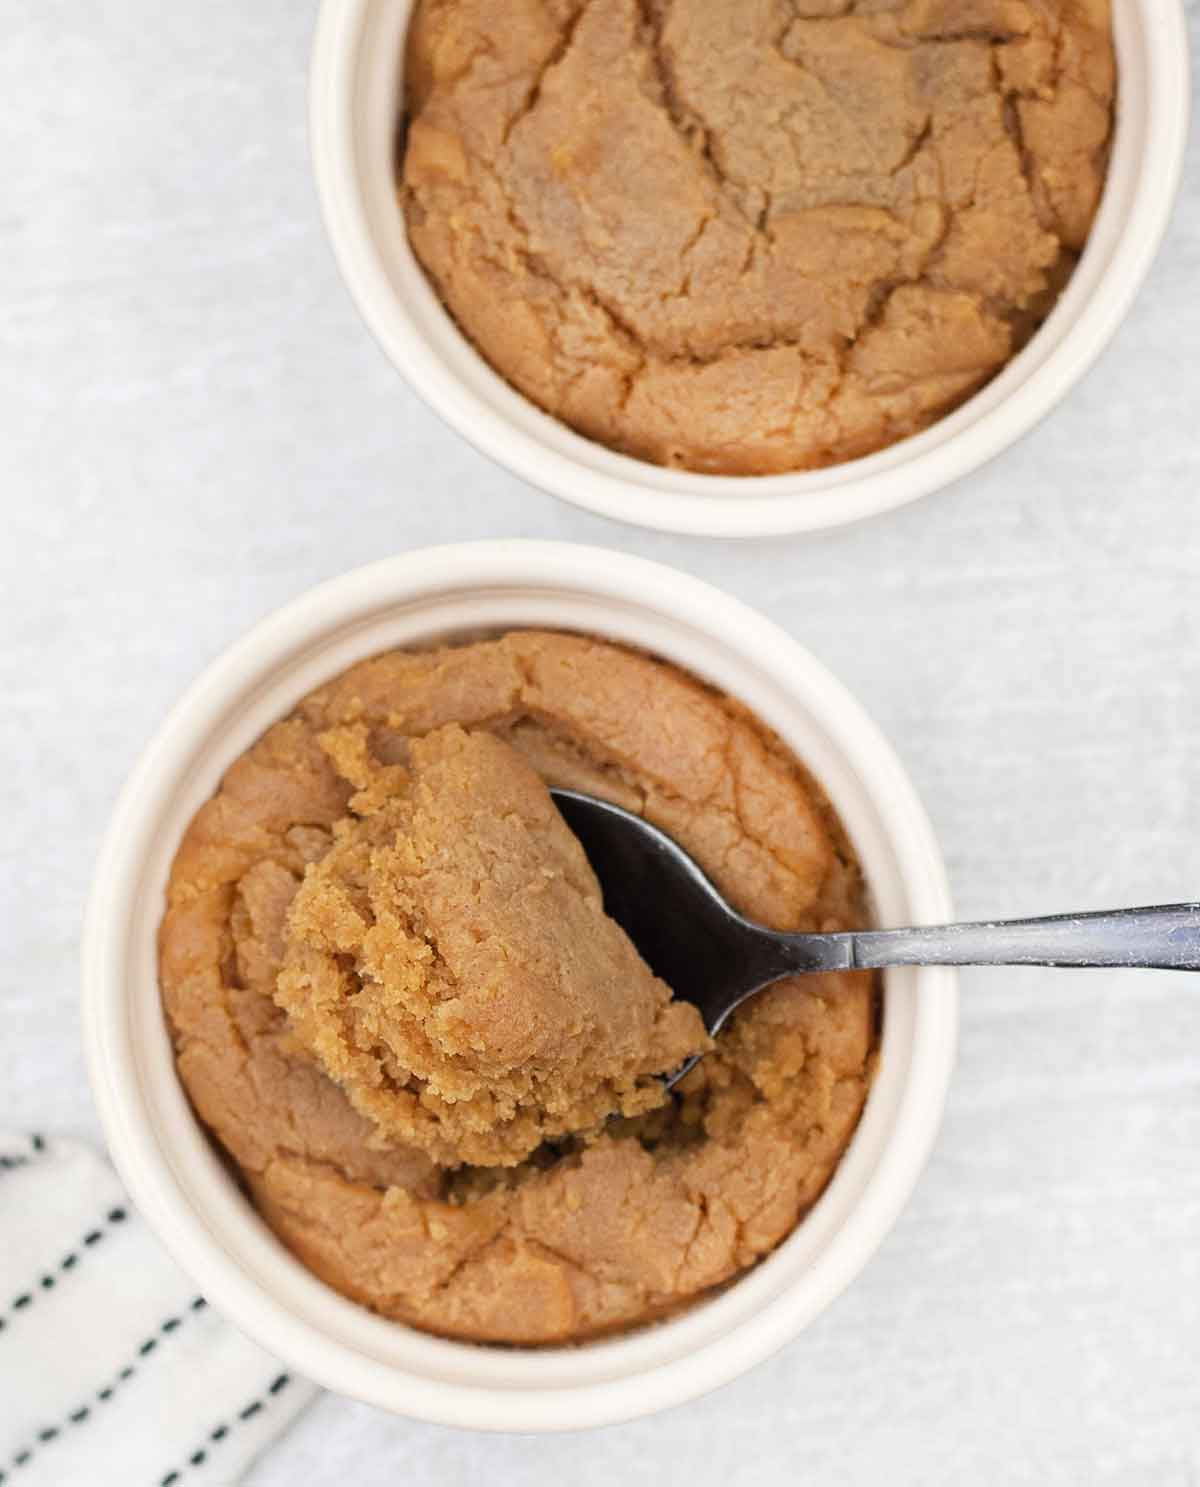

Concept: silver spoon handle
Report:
left=840, top=903, right=1200, bottom=972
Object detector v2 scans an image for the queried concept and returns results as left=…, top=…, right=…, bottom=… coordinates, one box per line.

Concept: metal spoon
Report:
left=552, top=789, right=1200, bottom=1088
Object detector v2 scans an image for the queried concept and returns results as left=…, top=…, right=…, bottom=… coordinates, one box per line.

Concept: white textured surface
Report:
left=2, top=2, right=1199, bottom=1482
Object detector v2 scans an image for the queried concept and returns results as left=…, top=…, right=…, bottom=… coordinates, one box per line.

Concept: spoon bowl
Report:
left=552, top=790, right=847, bottom=1085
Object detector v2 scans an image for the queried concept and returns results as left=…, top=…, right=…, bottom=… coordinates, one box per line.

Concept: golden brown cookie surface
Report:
left=401, top=0, right=1114, bottom=474
left=160, top=632, right=877, bottom=1343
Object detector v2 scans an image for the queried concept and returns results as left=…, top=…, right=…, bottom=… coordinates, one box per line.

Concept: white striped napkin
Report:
left=0, top=1131, right=316, bottom=1487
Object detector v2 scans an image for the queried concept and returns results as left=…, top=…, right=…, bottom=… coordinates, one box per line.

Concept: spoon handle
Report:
left=842, top=903, right=1200, bottom=972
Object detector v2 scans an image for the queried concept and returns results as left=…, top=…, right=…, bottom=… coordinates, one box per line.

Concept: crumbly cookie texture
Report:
left=401, top=0, right=1113, bottom=475
left=160, top=632, right=876, bottom=1344
left=275, top=724, right=707, bottom=1168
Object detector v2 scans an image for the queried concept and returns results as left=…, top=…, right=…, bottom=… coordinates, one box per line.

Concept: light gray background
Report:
left=3, top=3, right=1199, bottom=1482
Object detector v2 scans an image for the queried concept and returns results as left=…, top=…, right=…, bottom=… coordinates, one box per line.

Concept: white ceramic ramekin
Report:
left=83, top=542, right=956, bottom=1432
left=309, top=3, right=1189, bottom=539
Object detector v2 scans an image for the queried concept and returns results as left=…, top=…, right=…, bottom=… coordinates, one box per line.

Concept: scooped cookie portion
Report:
left=275, top=724, right=708, bottom=1167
